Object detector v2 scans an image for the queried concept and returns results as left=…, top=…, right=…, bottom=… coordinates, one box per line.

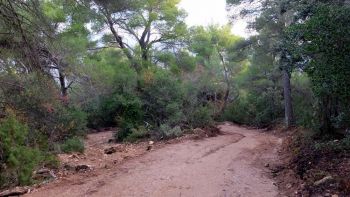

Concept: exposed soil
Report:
left=25, top=122, right=282, bottom=197
left=273, top=128, right=350, bottom=197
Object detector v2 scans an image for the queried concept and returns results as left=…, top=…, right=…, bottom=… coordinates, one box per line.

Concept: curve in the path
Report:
left=27, top=123, right=281, bottom=197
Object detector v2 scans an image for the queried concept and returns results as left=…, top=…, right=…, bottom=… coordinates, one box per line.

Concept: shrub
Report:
left=124, top=126, right=149, bottom=142
left=60, top=137, right=84, bottom=153
left=115, top=114, right=148, bottom=142
left=7, top=147, right=42, bottom=185
left=87, top=92, right=143, bottom=129
left=76, top=54, right=139, bottom=129
left=54, top=107, right=87, bottom=140
left=292, top=73, right=317, bottom=128
left=0, top=112, right=44, bottom=187
left=223, top=99, right=250, bottom=124
left=115, top=118, right=135, bottom=141
left=140, top=69, right=185, bottom=127
left=314, top=137, right=350, bottom=152
left=158, top=124, right=183, bottom=139
left=0, top=72, right=88, bottom=144
left=223, top=91, right=283, bottom=127
left=188, top=106, right=214, bottom=128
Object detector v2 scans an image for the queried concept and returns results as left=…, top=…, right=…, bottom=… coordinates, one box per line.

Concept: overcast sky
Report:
left=179, top=0, right=250, bottom=38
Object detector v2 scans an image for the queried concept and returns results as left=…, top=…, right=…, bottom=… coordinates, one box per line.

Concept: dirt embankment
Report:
left=25, top=123, right=282, bottom=197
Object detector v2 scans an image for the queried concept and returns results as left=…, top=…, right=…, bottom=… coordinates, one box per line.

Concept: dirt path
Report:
left=26, top=123, right=282, bottom=197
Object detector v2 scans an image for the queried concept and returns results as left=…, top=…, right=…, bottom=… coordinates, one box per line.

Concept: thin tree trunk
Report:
left=58, top=71, right=68, bottom=103
left=320, top=95, right=332, bottom=134
left=141, top=48, right=148, bottom=61
left=218, top=51, right=230, bottom=113
left=106, top=16, right=140, bottom=72
left=282, top=69, right=295, bottom=127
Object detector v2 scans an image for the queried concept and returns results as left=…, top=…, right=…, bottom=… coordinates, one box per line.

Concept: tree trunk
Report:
left=141, top=48, right=148, bottom=61
left=320, top=95, right=333, bottom=134
left=218, top=51, right=230, bottom=114
left=106, top=16, right=140, bottom=72
left=58, top=71, right=68, bottom=103
left=282, top=69, right=295, bottom=127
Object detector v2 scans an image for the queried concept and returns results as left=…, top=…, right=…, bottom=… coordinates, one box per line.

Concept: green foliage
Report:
left=56, top=107, right=88, bottom=139
left=315, top=137, right=350, bottom=152
left=124, top=126, right=150, bottom=142
left=222, top=53, right=285, bottom=126
left=188, top=106, right=214, bottom=128
left=115, top=116, right=149, bottom=142
left=116, top=119, right=134, bottom=141
left=60, top=137, right=84, bottom=153
left=89, top=0, right=187, bottom=64
left=291, top=73, right=317, bottom=128
left=287, top=4, right=350, bottom=132
left=93, top=93, right=143, bottom=129
left=140, top=69, right=185, bottom=127
left=77, top=50, right=140, bottom=128
left=224, top=91, right=283, bottom=127
left=158, top=124, right=183, bottom=139
left=3, top=0, right=350, bottom=190
left=0, top=113, right=44, bottom=187
left=0, top=72, right=87, bottom=142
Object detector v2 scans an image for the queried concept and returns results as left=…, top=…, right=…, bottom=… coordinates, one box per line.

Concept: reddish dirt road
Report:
left=26, top=123, right=282, bottom=197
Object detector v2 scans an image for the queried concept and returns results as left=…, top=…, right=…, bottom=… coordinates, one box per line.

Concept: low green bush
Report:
left=60, top=137, right=84, bottom=153
left=0, top=113, right=44, bottom=187
left=314, top=137, right=350, bottom=152
left=0, top=72, right=88, bottom=143
left=55, top=107, right=88, bottom=140
left=158, top=124, right=183, bottom=139
left=188, top=106, right=214, bottom=128
left=223, top=91, right=283, bottom=127
left=140, top=69, right=185, bottom=127
left=124, top=126, right=149, bottom=142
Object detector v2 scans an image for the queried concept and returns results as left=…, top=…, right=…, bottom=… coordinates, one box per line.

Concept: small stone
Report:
left=75, top=164, right=92, bottom=172
left=0, top=186, right=29, bottom=197
left=331, top=195, right=339, bottom=197
left=63, top=164, right=75, bottom=171
left=68, top=154, right=80, bottom=159
left=35, top=168, right=50, bottom=174
left=33, top=168, right=56, bottom=180
left=314, top=176, right=334, bottom=186
left=104, top=147, right=117, bottom=155
left=148, top=141, right=154, bottom=145
left=286, top=183, right=292, bottom=189
left=264, top=163, right=270, bottom=167
left=147, top=145, right=152, bottom=151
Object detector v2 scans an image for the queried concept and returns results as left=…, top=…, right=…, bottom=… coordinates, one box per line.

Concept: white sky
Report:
left=179, top=0, right=250, bottom=38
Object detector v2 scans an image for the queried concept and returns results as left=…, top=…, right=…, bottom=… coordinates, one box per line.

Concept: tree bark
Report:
left=106, top=16, right=140, bottom=72
left=282, top=69, right=295, bottom=127
left=320, top=95, right=333, bottom=134
left=218, top=51, right=230, bottom=113
left=58, top=71, right=68, bottom=103
left=140, top=42, right=149, bottom=61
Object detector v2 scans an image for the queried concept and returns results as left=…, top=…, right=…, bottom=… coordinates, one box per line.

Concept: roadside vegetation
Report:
left=226, top=0, right=350, bottom=195
left=0, top=0, right=349, bottom=194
